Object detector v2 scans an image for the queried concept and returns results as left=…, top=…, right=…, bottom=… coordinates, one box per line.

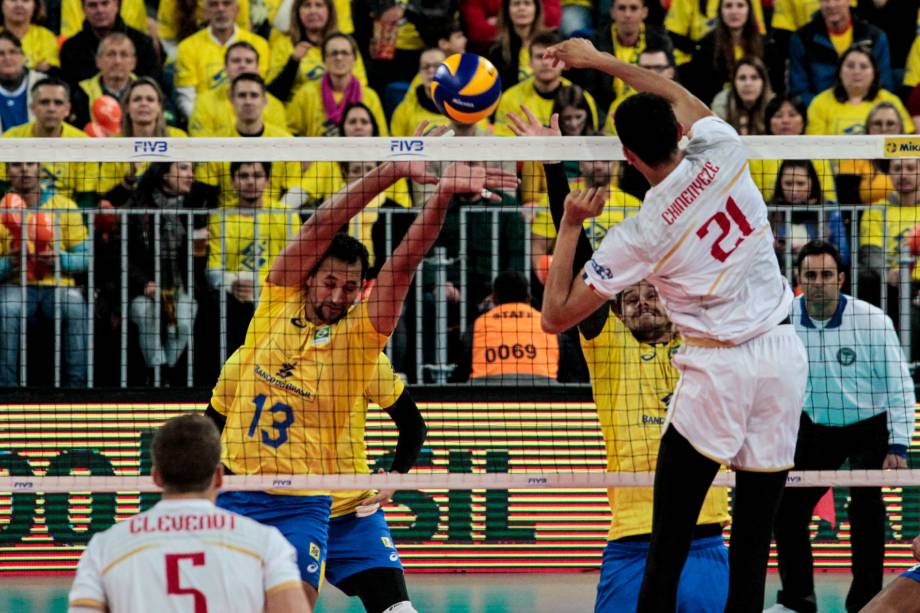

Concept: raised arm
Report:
left=543, top=38, right=712, bottom=131
left=368, top=163, right=519, bottom=336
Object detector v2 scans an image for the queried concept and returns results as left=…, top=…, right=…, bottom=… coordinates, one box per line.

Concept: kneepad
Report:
left=382, top=602, right=418, bottom=613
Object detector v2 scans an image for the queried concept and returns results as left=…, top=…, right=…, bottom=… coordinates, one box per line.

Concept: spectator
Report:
left=0, top=161, right=89, bottom=387
left=584, top=0, right=672, bottom=116
left=769, top=159, right=850, bottom=276
left=174, top=0, right=269, bottom=120
left=805, top=45, right=914, bottom=135
left=0, top=30, right=45, bottom=132
left=158, top=0, right=252, bottom=60
left=60, top=0, right=161, bottom=91
left=126, top=161, right=199, bottom=384
left=463, top=269, right=559, bottom=382
left=560, top=0, right=592, bottom=37
left=905, top=33, right=919, bottom=105
left=771, top=239, right=915, bottom=613
left=198, top=73, right=300, bottom=209
left=681, top=0, right=764, bottom=108
left=188, top=41, right=286, bottom=136
left=602, top=44, right=677, bottom=134
left=1, top=77, right=98, bottom=205
left=749, top=93, right=837, bottom=202
left=487, top=0, right=548, bottom=89
left=857, top=157, right=920, bottom=317
left=266, top=0, right=368, bottom=104
left=433, top=18, right=467, bottom=56
left=390, top=47, right=448, bottom=136
left=97, top=78, right=187, bottom=195
left=663, top=0, right=764, bottom=64
left=286, top=32, right=387, bottom=136
left=494, top=31, right=598, bottom=135
left=207, top=161, right=294, bottom=356
left=788, top=0, right=893, bottom=106
left=70, top=31, right=135, bottom=130
left=2, top=0, right=57, bottom=72
left=837, top=101, right=909, bottom=206
left=460, top=0, right=559, bottom=54
left=61, top=0, right=145, bottom=38
left=711, top=56, right=773, bottom=134
left=851, top=0, right=918, bottom=77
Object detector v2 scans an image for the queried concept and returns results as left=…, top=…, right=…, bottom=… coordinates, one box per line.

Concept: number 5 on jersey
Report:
left=165, top=552, right=207, bottom=613
left=696, top=196, right=754, bottom=262
left=248, top=394, right=294, bottom=448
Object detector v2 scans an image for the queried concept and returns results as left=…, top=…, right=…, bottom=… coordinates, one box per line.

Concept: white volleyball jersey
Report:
left=584, top=116, right=792, bottom=344
left=69, top=498, right=302, bottom=613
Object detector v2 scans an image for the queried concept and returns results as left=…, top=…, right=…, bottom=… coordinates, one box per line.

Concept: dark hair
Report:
left=764, top=93, right=807, bottom=135
left=639, top=44, right=676, bottom=70
left=771, top=159, right=822, bottom=205
left=2, top=0, right=46, bottom=23
left=552, top=85, right=596, bottom=134
left=833, top=45, right=880, bottom=104
left=291, top=0, right=337, bottom=46
left=795, top=239, right=842, bottom=274
left=495, top=0, right=545, bottom=66
left=230, top=72, right=266, bottom=94
left=338, top=102, right=380, bottom=136
left=312, top=232, right=369, bottom=279
left=0, top=30, right=22, bottom=50
left=725, top=56, right=772, bottom=134
left=230, top=160, right=271, bottom=177
left=614, top=92, right=679, bottom=167
left=492, top=270, right=529, bottom=304
left=31, top=75, right=69, bottom=97
left=435, top=18, right=463, bottom=42
left=121, top=77, right=168, bottom=137
left=225, top=40, right=260, bottom=65
left=712, top=0, right=762, bottom=83
left=152, top=414, right=221, bottom=494
left=529, top=30, right=561, bottom=56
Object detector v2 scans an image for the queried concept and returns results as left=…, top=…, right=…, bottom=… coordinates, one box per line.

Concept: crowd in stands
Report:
left=0, top=0, right=919, bottom=387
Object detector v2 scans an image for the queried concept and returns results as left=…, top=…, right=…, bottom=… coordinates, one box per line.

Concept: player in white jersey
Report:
left=68, top=414, right=310, bottom=613
left=541, top=38, right=808, bottom=612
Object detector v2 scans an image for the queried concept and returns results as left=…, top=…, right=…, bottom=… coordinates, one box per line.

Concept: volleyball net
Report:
left=0, top=134, right=918, bottom=491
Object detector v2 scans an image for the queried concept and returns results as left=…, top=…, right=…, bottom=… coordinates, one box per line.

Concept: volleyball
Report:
left=431, top=53, right=502, bottom=125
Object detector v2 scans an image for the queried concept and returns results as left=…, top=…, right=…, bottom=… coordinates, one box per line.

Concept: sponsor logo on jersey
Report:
left=276, top=363, right=295, bottom=379
left=307, top=563, right=319, bottom=574
left=381, top=536, right=393, bottom=549
left=291, top=317, right=308, bottom=328
left=837, top=347, right=856, bottom=366
left=309, top=542, right=321, bottom=561
left=389, top=552, right=399, bottom=562
left=642, top=414, right=665, bottom=425
left=589, top=258, right=614, bottom=280
left=313, top=325, right=332, bottom=347
left=255, top=364, right=313, bottom=398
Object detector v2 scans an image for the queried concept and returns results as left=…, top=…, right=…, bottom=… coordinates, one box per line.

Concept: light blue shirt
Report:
left=793, top=294, right=915, bottom=450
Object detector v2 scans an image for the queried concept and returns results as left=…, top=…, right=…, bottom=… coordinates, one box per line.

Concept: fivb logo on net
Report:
left=388, top=139, right=426, bottom=157
left=131, top=140, right=170, bottom=158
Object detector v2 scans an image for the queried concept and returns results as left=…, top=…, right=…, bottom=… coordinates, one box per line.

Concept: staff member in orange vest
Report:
left=468, top=270, right=559, bottom=382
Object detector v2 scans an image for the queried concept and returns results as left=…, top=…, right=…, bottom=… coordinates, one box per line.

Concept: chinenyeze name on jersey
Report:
left=661, top=160, right=720, bottom=225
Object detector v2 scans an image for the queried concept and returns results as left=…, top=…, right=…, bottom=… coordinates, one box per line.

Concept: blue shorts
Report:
left=325, top=508, right=403, bottom=588
left=594, top=534, right=729, bottom=613
left=216, top=491, right=332, bottom=590
left=904, top=563, right=920, bottom=584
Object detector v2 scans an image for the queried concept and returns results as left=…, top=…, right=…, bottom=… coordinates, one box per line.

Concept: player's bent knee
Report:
left=381, top=601, right=418, bottom=613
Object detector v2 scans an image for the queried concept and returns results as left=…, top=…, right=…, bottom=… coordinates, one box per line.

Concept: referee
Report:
left=769, top=240, right=916, bottom=613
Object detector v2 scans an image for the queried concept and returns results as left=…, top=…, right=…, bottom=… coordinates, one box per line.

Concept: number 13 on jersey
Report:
left=248, top=394, right=294, bottom=448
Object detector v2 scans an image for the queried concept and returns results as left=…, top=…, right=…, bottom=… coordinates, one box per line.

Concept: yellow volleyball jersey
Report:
left=97, top=127, right=187, bottom=194
left=493, top=77, right=598, bottom=136
left=330, top=352, right=405, bottom=518
left=285, top=78, right=389, bottom=137
left=859, top=200, right=920, bottom=281
left=13, top=25, right=60, bottom=69
left=581, top=314, right=729, bottom=540
left=206, top=201, right=297, bottom=279
left=266, top=34, right=368, bottom=95
left=175, top=28, right=270, bottom=93
left=61, top=0, right=147, bottom=37
left=157, top=0, right=250, bottom=42
left=188, top=85, right=287, bottom=136
left=195, top=123, right=301, bottom=207
left=530, top=182, right=641, bottom=244
left=222, top=283, right=389, bottom=494
left=805, top=89, right=915, bottom=136
left=0, top=122, right=98, bottom=196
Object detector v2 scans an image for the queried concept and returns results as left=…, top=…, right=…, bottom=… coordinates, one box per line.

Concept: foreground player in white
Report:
left=541, top=38, right=808, bottom=612
left=68, top=414, right=310, bottom=613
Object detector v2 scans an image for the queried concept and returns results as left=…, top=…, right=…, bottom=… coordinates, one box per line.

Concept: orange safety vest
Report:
left=470, top=302, right=559, bottom=379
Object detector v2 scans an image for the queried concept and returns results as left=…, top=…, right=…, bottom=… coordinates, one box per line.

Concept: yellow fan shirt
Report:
left=285, top=78, right=388, bottom=137
left=1, top=122, right=98, bottom=196
left=859, top=200, right=920, bottom=281
left=188, top=85, right=287, bottom=136
left=175, top=27, right=270, bottom=94
left=805, top=88, right=915, bottom=136
left=220, top=283, right=389, bottom=494
left=7, top=25, right=60, bottom=69
left=207, top=200, right=297, bottom=282
left=157, top=0, right=250, bottom=42
left=665, top=0, right=765, bottom=63
left=530, top=181, right=641, bottom=245
left=266, top=32, right=368, bottom=96
left=493, top=76, right=598, bottom=136
left=581, top=314, right=729, bottom=540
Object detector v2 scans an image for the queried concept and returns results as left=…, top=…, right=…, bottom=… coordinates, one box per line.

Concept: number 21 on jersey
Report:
left=696, top=196, right=754, bottom=262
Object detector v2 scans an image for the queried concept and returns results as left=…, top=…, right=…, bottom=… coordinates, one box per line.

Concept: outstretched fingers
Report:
left=412, top=119, right=431, bottom=137
left=483, top=168, right=520, bottom=191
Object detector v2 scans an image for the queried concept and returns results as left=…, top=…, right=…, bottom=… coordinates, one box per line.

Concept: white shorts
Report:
left=666, top=324, right=807, bottom=471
